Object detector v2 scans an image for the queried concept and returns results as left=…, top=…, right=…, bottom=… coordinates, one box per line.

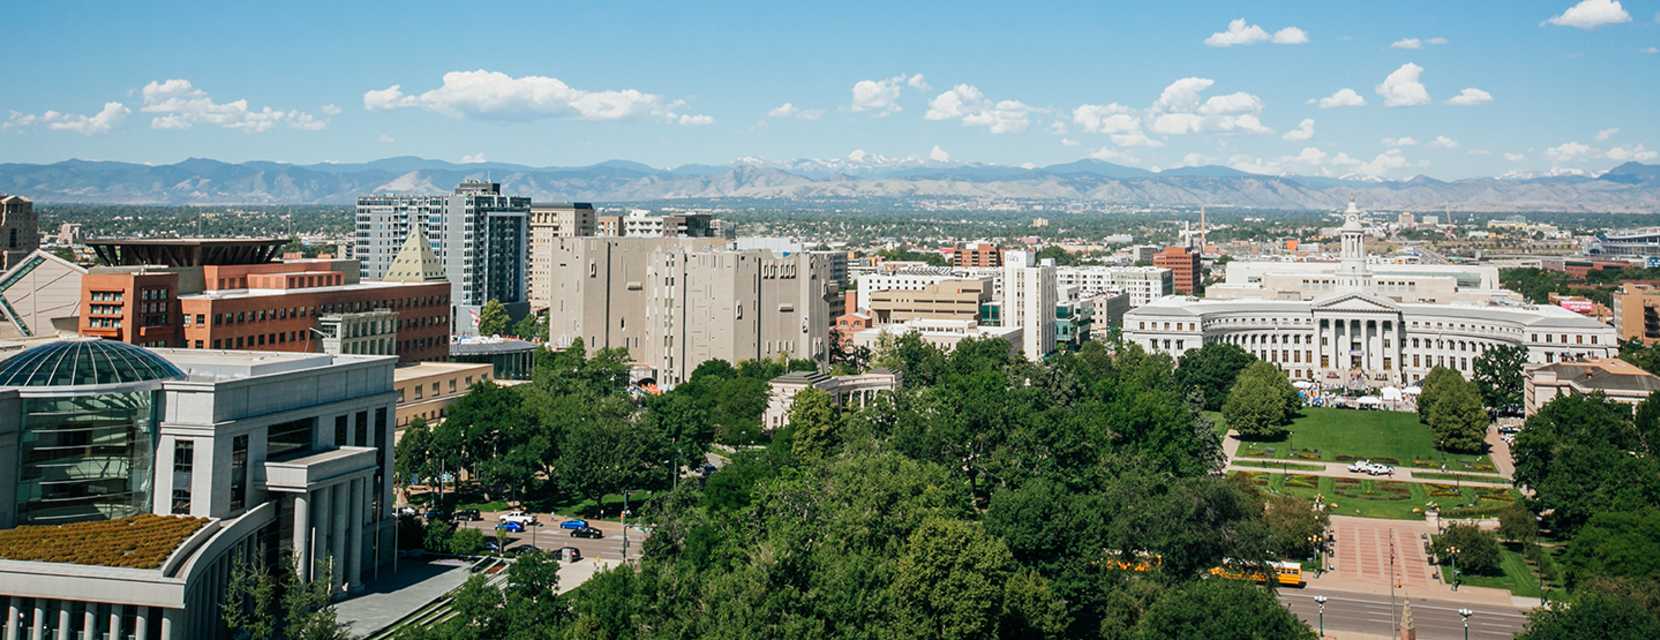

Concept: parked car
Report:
left=497, top=521, right=526, bottom=533
left=1498, top=425, right=1522, bottom=435
left=558, top=519, right=589, bottom=530
left=1346, top=460, right=1371, bottom=473
left=396, top=506, right=418, bottom=517
left=1368, top=464, right=1395, bottom=476
left=507, top=545, right=543, bottom=557
left=483, top=539, right=502, bottom=554
left=570, top=526, right=604, bottom=539
left=500, top=511, right=538, bottom=526
left=424, top=510, right=450, bottom=522
left=455, top=509, right=482, bottom=522
left=556, top=546, right=583, bottom=562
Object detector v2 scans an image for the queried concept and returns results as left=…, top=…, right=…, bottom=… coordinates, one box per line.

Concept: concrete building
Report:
left=547, top=238, right=831, bottom=385
left=1525, top=358, right=1660, bottom=416
left=448, top=337, right=537, bottom=381
left=1085, top=291, right=1130, bottom=338
left=851, top=318, right=1022, bottom=356
left=0, top=249, right=85, bottom=340
left=856, top=270, right=962, bottom=310
left=1, top=195, right=38, bottom=272
left=621, top=212, right=716, bottom=238
left=762, top=370, right=899, bottom=430
left=315, top=309, right=399, bottom=357
left=1612, top=283, right=1660, bottom=345
left=0, top=339, right=397, bottom=639
left=528, top=203, right=596, bottom=312
left=596, top=215, right=623, bottom=237
left=393, top=361, right=495, bottom=428
left=1125, top=200, right=1616, bottom=386
left=355, top=180, right=530, bottom=332
left=953, top=241, right=1004, bottom=268
left=1002, top=250, right=1057, bottom=362
left=1208, top=259, right=1506, bottom=304
left=1153, top=245, right=1203, bottom=295
left=80, top=238, right=450, bottom=363
left=868, top=277, right=993, bottom=325
left=1053, top=266, right=1171, bottom=307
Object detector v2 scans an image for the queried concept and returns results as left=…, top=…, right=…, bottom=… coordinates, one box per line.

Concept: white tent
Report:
left=1403, top=386, right=1423, bottom=395
left=1293, top=380, right=1315, bottom=389
left=1381, top=386, right=1403, bottom=401
left=1357, top=396, right=1383, bottom=406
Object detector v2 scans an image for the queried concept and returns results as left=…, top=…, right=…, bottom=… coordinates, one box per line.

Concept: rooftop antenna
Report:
left=1199, top=205, right=1207, bottom=253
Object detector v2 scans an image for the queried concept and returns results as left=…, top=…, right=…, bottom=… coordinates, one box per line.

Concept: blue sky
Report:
left=4, top=1, right=1659, bottom=179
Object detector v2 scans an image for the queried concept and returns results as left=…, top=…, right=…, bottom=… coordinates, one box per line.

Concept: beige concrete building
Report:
left=546, top=238, right=832, bottom=385
left=852, top=318, right=1022, bottom=357
left=1525, top=358, right=1660, bottom=416
left=528, top=203, right=596, bottom=312
left=1, top=195, right=38, bottom=271
left=762, top=370, right=899, bottom=430
left=1612, top=283, right=1660, bottom=346
left=0, top=249, right=85, bottom=340
left=393, top=361, right=494, bottom=428
left=868, top=277, right=991, bottom=325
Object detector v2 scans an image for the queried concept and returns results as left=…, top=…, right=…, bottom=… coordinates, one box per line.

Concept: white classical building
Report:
left=1124, top=200, right=1617, bottom=386
left=762, top=370, right=900, bottom=430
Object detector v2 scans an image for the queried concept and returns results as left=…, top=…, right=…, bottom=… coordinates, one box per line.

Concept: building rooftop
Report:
left=1530, top=359, right=1660, bottom=394
left=394, top=360, right=492, bottom=382
left=0, top=338, right=185, bottom=388
left=86, top=238, right=287, bottom=267
left=450, top=337, right=539, bottom=356
left=152, top=348, right=393, bottom=381
left=178, top=279, right=443, bottom=301
left=0, top=515, right=209, bottom=569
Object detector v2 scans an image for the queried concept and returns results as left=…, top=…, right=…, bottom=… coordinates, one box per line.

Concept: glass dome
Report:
left=0, top=338, right=185, bottom=388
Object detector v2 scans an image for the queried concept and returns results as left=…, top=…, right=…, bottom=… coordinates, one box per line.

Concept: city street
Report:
left=456, top=513, right=649, bottom=564
left=1280, top=589, right=1530, bottom=640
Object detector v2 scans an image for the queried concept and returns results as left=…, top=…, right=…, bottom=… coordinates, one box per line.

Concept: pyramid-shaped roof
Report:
left=382, top=231, right=446, bottom=283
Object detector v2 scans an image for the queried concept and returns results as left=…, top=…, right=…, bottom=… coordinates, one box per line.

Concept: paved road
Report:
left=1280, top=588, right=1530, bottom=640
left=1229, top=458, right=1511, bottom=488
left=456, top=516, right=648, bottom=563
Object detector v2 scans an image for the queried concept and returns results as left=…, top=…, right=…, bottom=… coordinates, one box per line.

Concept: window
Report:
left=355, top=411, right=368, bottom=447
left=335, top=415, right=349, bottom=446
left=174, top=440, right=194, bottom=472
left=267, top=417, right=314, bottom=459
left=172, top=489, right=191, bottom=515
left=229, top=435, right=248, bottom=511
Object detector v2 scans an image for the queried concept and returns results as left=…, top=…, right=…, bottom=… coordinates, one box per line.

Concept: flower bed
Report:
left=0, top=515, right=210, bottom=569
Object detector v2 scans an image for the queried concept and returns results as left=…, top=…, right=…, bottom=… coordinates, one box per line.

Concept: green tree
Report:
left=222, top=559, right=277, bottom=640
left=1433, top=523, right=1502, bottom=576
left=1264, top=494, right=1330, bottom=560
left=477, top=299, right=511, bottom=337
left=786, top=387, right=841, bottom=461
left=1223, top=361, right=1299, bottom=439
left=1425, top=372, right=1489, bottom=453
left=1473, top=344, right=1529, bottom=416
left=892, top=518, right=1015, bottom=640
left=1517, top=585, right=1660, bottom=640
left=512, top=312, right=547, bottom=342
left=1175, top=342, right=1256, bottom=411
left=284, top=557, right=347, bottom=640
left=449, top=528, right=486, bottom=556
left=1416, top=366, right=1461, bottom=423
left=1497, top=498, right=1538, bottom=545
left=1133, top=579, right=1316, bottom=640
left=1619, top=338, right=1660, bottom=376
left=644, top=389, right=716, bottom=483
left=1561, top=509, right=1660, bottom=589
left=1514, top=393, right=1660, bottom=534
left=223, top=557, right=346, bottom=640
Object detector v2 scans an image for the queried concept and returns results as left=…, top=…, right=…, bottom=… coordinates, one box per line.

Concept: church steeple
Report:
left=1337, top=196, right=1372, bottom=290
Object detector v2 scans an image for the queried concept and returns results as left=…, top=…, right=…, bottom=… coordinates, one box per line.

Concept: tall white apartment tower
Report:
left=1002, top=250, right=1057, bottom=362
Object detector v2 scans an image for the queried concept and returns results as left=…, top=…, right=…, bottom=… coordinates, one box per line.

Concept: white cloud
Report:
left=1111, top=130, right=1164, bottom=148
left=1314, top=88, right=1367, bottom=108
left=1205, top=19, right=1307, bottom=47
left=1060, top=137, right=1080, bottom=147
left=143, top=79, right=328, bottom=132
left=1468, top=149, right=1492, bottom=156
left=460, top=152, right=487, bottom=164
left=361, top=69, right=709, bottom=125
left=1150, top=113, right=1204, bottom=135
left=1430, top=135, right=1459, bottom=149
left=1505, top=152, right=1526, bottom=162
left=1391, top=38, right=1423, bottom=49
left=1546, top=141, right=1594, bottom=161
left=1644, top=47, right=1659, bottom=54
left=925, top=84, right=1034, bottom=134
left=1382, top=136, right=1419, bottom=147
left=907, top=74, right=931, bottom=91
left=1088, top=147, right=1140, bottom=164
left=3, top=102, right=130, bottom=135
left=1606, top=145, right=1660, bottom=161
left=1072, top=102, right=1139, bottom=134
left=1446, top=88, right=1493, bottom=106
left=847, top=149, right=868, bottom=162
left=1181, top=153, right=1214, bottom=166
left=1282, top=118, right=1314, bottom=141
left=1198, top=92, right=1263, bottom=115
left=1544, top=0, right=1632, bottom=29
left=1205, top=19, right=1269, bottom=46
left=1427, top=36, right=1450, bottom=45
left=851, top=76, right=905, bottom=114
left=1020, top=162, right=1038, bottom=170
left=321, top=104, right=343, bottom=116
left=1375, top=63, right=1430, bottom=107
left=1153, top=78, right=1214, bottom=112
left=1229, top=146, right=1410, bottom=178
left=1597, top=128, right=1620, bottom=141
left=377, top=133, right=396, bottom=144
left=929, top=145, right=951, bottom=162
left=1273, top=27, right=1309, bottom=44
left=1146, top=78, right=1268, bottom=135
left=768, top=103, right=821, bottom=120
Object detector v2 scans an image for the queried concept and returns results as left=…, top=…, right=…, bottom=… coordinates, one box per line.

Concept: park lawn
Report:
left=1204, top=410, right=1228, bottom=438
left=1229, top=407, right=1495, bottom=472
left=1232, top=472, right=1519, bottom=521
left=1437, top=544, right=1542, bottom=598
left=1412, top=471, right=1508, bottom=484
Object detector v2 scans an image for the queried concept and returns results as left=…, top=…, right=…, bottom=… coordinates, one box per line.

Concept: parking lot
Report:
left=453, top=512, right=649, bottom=563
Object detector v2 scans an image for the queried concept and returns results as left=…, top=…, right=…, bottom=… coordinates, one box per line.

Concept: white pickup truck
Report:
left=499, top=510, right=539, bottom=526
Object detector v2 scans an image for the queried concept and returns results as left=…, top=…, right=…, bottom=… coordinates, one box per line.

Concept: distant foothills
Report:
left=3, top=155, right=1660, bottom=212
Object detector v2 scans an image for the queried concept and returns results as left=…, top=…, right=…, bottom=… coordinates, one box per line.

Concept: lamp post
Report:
left=1448, top=545, right=1460, bottom=591
left=1314, top=595, right=1328, bottom=637
left=1458, top=608, right=1473, bottom=640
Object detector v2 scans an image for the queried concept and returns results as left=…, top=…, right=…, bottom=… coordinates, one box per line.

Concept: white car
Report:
left=1368, top=464, right=1394, bottom=476
left=1347, top=460, right=1371, bottom=473
left=499, top=511, right=538, bottom=526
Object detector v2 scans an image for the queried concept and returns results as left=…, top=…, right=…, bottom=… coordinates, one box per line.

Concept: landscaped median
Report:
left=1230, top=471, right=1519, bottom=520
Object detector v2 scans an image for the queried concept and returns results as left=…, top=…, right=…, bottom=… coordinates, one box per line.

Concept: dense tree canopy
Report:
left=1513, top=393, right=1660, bottom=534
left=1472, top=344, right=1528, bottom=416
left=1223, top=361, right=1299, bottom=439
left=1175, top=342, right=1257, bottom=412
left=1419, top=368, right=1488, bottom=453
left=477, top=299, right=511, bottom=337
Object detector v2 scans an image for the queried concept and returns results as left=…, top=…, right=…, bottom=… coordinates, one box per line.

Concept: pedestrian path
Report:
left=1226, top=457, right=1511, bottom=488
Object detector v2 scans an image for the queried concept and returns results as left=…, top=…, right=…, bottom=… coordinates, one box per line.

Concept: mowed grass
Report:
left=1230, top=471, right=1518, bottom=521
left=1227, top=407, right=1495, bottom=473
left=1437, top=543, right=1543, bottom=598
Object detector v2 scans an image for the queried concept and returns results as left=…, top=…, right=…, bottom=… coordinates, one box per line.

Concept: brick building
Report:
left=953, top=241, right=1004, bottom=268
left=1153, top=245, right=1203, bottom=295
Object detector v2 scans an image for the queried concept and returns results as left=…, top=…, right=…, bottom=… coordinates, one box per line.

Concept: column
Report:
left=108, top=605, right=122, bottom=640
left=348, top=477, right=365, bottom=590
left=314, top=486, right=332, bottom=585
left=291, top=491, right=311, bottom=583
left=330, top=482, right=348, bottom=594
left=159, top=609, right=180, bottom=640
left=30, top=600, right=43, bottom=640
left=133, top=607, right=147, bottom=640
left=54, top=605, right=66, bottom=640
left=5, top=597, right=18, bottom=640
left=81, top=604, right=95, bottom=640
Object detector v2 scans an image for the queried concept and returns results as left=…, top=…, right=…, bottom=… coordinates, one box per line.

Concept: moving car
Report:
left=424, top=510, right=450, bottom=522
left=455, top=509, right=482, bottom=522
left=558, top=519, right=589, bottom=530
left=497, top=521, right=526, bottom=533
left=570, top=526, right=604, bottom=539
left=500, top=511, right=538, bottom=526
left=507, top=545, right=543, bottom=557
left=556, top=546, right=583, bottom=562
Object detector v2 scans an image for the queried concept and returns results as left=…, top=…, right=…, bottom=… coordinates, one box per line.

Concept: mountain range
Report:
left=4, top=156, right=1660, bottom=212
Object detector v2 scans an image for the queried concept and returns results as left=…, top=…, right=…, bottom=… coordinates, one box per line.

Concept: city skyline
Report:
left=4, top=1, right=1660, bottom=179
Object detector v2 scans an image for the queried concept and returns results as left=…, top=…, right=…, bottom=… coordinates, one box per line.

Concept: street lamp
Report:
left=1458, top=608, right=1473, bottom=640
left=1448, top=545, right=1460, bottom=591
left=1314, top=595, right=1328, bottom=637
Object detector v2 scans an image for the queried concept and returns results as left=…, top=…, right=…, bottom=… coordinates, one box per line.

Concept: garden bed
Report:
left=0, top=515, right=210, bottom=568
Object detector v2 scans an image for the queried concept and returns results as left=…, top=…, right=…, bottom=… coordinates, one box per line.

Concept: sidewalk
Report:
left=1227, top=457, right=1512, bottom=488
left=1309, top=516, right=1519, bottom=607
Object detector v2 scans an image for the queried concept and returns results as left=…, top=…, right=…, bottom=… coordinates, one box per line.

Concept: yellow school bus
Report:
left=1208, top=560, right=1306, bottom=587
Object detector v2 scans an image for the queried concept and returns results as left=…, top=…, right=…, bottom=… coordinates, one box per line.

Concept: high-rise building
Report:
left=355, top=180, right=530, bottom=332
left=1052, top=266, right=1172, bottom=307
left=954, top=241, right=1004, bottom=268
left=1612, top=283, right=1660, bottom=345
left=546, top=238, right=830, bottom=385
left=1001, top=250, right=1057, bottom=361
left=621, top=211, right=716, bottom=238
left=1153, top=245, right=1203, bottom=295
left=1, top=195, right=39, bottom=271
left=528, top=202, right=596, bottom=311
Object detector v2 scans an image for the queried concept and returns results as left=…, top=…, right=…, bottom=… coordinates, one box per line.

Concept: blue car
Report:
left=558, top=519, right=588, bottom=530
left=497, top=521, right=525, bottom=533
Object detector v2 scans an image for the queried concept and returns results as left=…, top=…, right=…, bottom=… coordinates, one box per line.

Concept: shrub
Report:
left=1433, top=524, right=1502, bottom=576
